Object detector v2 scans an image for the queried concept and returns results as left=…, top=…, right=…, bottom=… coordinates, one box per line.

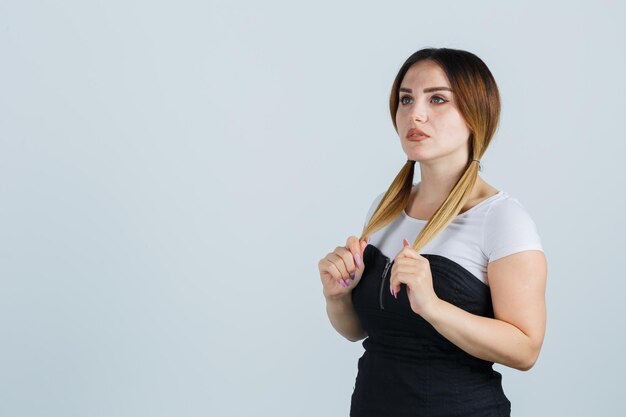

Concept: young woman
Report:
left=318, top=48, right=547, bottom=416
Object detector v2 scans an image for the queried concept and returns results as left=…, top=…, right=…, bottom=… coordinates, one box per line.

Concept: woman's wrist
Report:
left=419, top=296, right=443, bottom=323
left=324, top=290, right=353, bottom=304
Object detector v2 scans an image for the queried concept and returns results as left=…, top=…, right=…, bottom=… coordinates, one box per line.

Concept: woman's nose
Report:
left=410, top=100, right=428, bottom=122
left=412, top=110, right=427, bottom=122
left=413, top=112, right=427, bottom=122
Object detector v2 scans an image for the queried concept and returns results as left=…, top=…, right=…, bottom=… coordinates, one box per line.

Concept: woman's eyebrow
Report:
left=399, top=87, right=453, bottom=93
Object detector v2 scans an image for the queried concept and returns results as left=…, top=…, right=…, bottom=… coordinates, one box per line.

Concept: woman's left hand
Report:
left=389, top=238, right=440, bottom=317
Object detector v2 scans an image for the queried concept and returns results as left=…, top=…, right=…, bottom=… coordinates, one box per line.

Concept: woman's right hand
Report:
left=318, top=235, right=369, bottom=300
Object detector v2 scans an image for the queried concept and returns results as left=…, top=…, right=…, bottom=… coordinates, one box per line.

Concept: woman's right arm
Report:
left=319, top=236, right=369, bottom=342
left=325, top=294, right=368, bottom=342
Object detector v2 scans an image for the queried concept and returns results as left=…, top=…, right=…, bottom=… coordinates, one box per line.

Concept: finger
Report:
left=398, top=238, right=422, bottom=260
left=343, top=237, right=362, bottom=278
left=335, top=247, right=360, bottom=284
left=346, top=236, right=362, bottom=268
left=389, top=258, right=422, bottom=296
left=320, top=256, right=343, bottom=282
left=389, top=269, right=406, bottom=299
left=327, top=252, right=351, bottom=281
left=325, top=255, right=352, bottom=288
left=393, top=238, right=411, bottom=260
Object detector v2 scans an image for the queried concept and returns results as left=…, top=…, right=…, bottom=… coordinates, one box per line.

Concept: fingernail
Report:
left=355, top=254, right=362, bottom=269
left=350, top=272, right=355, bottom=280
left=340, top=279, right=348, bottom=288
left=342, top=279, right=350, bottom=287
left=394, top=288, right=397, bottom=299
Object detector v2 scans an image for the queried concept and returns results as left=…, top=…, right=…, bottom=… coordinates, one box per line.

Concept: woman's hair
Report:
left=359, top=47, right=501, bottom=251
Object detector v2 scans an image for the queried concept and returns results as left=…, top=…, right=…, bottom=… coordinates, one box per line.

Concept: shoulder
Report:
left=363, top=190, right=387, bottom=226
left=486, top=194, right=537, bottom=224
left=483, top=193, right=544, bottom=262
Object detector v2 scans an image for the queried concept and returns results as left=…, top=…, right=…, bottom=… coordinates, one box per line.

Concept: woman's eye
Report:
left=400, top=95, right=448, bottom=105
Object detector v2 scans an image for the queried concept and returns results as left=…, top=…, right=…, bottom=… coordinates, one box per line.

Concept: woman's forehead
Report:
left=402, top=62, right=450, bottom=89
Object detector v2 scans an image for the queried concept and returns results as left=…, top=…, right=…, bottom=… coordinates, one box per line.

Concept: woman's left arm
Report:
left=421, top=249, right=547, bottom=371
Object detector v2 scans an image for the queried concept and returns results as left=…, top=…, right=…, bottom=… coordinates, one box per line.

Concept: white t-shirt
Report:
left=363, top=188, right=544, bottom=286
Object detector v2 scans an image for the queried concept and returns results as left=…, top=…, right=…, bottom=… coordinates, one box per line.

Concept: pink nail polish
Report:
left=340, top=279, right=348, bottom=288
left=355, top=253, right=362, bottom=269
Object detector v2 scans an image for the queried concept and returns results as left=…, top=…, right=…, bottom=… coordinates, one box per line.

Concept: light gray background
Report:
left=1, top=1, right=624, bottom=416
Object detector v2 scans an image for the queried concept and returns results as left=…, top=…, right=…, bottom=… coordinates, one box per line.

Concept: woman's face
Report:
left=396, top=60, right=472, bottom=165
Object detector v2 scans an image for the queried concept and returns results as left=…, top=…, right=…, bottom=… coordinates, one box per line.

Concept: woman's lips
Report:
left=407, top=134, right=429, bottom=142
left=406, top=128, right=430, bottom=141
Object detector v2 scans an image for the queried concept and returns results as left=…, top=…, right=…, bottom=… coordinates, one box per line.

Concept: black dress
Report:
left=350, top=243, right=511, bottom=417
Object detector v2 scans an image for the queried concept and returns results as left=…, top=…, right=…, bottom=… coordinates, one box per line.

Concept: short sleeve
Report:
left=483, top=197, right=544, bottom=262
left=363, top=191, right=386, bottom=228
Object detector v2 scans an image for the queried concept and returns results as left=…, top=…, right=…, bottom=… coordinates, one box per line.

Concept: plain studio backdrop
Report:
left=1, top=1, right=624, bottom=416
